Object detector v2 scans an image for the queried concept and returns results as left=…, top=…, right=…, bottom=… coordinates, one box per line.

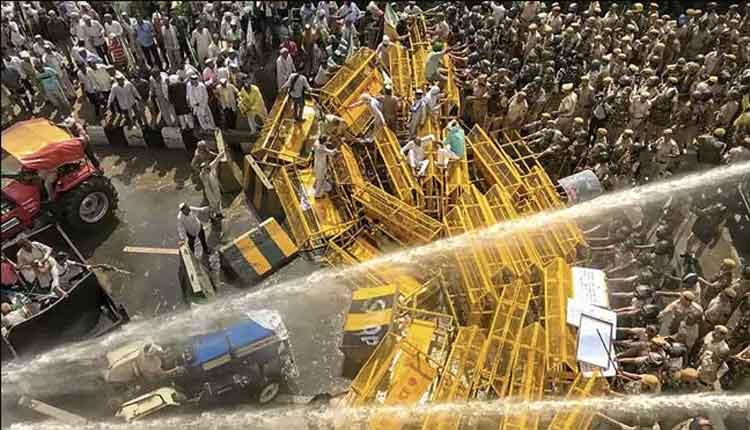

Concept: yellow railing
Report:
left=373, top=127, right=424, bottom=205
left=471, top=280, right=531, bottom=398
left=320, top=47, right=384, bottom=136
left=422, top=325, right=486, bottom=430
left=354, top=182, right=443, bottom=246
left=500, top=323, right=547, bottom=430
left=543, top=258, right=578, bottom=372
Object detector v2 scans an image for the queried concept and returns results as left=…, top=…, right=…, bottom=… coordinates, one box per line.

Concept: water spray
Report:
left=7, top=393, right=750, bottom=430
left=3, top=163, right=749, bottom=398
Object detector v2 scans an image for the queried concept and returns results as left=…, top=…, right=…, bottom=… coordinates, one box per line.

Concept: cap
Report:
left=179, top=202, right=187, bottom=210
left=219, top=78, right=228, bottom=85
left=574, top=117, right=584, bottom=125
left=640, top=374, right=660, bottom=388
left=681, top=291, right=696, bottom=301
left=714, top=325, right=729, bottom=334
left=597, top=128, right=607, bottom=135
left=115, top=71, right=125, bottom=79
left=280, top=47, right=289, bottom=54
left=651, top=336, right=668, bottom=346
left=721, top=258, right=736, bottom=268
left=561, top=83, right=574, bottom=91
left=189, top=73, right=198, bottom=80
left=676, top=368, right=699, bottom=382
left=624, top=129, right=634, bottom=135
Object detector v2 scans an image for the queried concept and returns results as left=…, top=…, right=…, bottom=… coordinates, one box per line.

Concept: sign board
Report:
left=576, top=313, right=615, bottom=369
left=558, top=169, right=603, bottom=204
left=575, top=305, right=617, bottom=377
left=571, top=267, right=609, bottom=308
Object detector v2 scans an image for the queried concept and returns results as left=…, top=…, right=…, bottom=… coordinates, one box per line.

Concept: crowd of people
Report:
left=1, top=1, right=749, bottom=429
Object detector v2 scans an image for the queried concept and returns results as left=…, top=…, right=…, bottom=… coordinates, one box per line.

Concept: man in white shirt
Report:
left=190, top=25, right=212, bottom=65
left=149, top=69, right=176, bottom=126
left=108, top=72, right=143, bottom=128
left=78, top=64, right=101, bottom=117
left=87, top=60, right=112, bottom=101
left=280, top=72, right=311, bottom=121
left=312, top=136, right=337, bottom=198
left=276, top=48, right=295, bottom=92
left=186, top=74, right=215, bottom=131
left=401, top=135, right=434, bottom=177
left=177, top=203, right=211, bottom=254
left=16, top=238, right=55, bottom=286
left=82, top=15, right=109, bottom=63
left=337, top=1, right=361, bottom=24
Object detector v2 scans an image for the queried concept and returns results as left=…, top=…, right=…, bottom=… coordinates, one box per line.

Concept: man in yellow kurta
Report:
left=238, top=79, right=268, bottom=135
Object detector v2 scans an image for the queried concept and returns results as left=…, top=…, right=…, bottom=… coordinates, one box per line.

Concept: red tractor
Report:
left=2, top=119, right=118, bottom=240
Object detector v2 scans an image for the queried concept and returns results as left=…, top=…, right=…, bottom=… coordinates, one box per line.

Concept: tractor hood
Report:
left=2, top=119, right=84, bottom=172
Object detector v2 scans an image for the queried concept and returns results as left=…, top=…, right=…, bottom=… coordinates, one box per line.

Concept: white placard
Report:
left=571, top=267, right=610, bottom=308
left=567, top=298, right=615, bottom=327
left=575, top=305, right=618, bottom=377
left=576, top=314, right=614, bottom=369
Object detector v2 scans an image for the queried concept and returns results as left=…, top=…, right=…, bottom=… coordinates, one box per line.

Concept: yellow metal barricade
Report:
left=418, top=117, right=447, bottom=219
left=442, top=53, right=460, bottom=117
left=422, top=326, right=486, bottom=430
left=320, top=48, right=384, bottom=136
left=322, top=226, right=424, bottom=299
left=471, top=280, right=532, bottom=398
left=330, top=142, right=366, bottom=188
left=543, top=258, right=578, bottom=372
left=455, top=185, right=529, bottom=282
left=354, top=182, right=443, bottom=246
left=272, top=167, right=356, bottom=250
left=385, top=42, right=413, bottom=104
left=342, top=284, right=398, bottom=378
left=373, top=127, right=424, bottom=205
left=546, top=372, right=601, bottom=430
left=345, top=332, right=400, bottom=406
left=443, top=204, right=497, bottom=325
left=407, top=15, right=431, bottom=92
left=467, top=125, right=526, bottom=201
left=250, top=94, right=316, bottom=165
left=500, top=323, right=547, bottom=430
left=370, top=320, right=438, bottom=430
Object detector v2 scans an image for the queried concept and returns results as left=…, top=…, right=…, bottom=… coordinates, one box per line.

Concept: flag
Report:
left=384, top=3, right=400, bottom=41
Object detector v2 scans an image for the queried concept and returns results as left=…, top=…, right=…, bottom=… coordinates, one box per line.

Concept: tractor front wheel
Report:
left=60, top=175, right=118, bottom=230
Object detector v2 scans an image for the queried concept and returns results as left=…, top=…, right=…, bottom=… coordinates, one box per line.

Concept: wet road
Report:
left=2, top=145, right=349, bottom=423
left=75, top=145, right=200, bottom=315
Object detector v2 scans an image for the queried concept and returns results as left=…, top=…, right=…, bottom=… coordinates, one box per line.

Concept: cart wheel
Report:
left=257, top=382, right=280, bottom=404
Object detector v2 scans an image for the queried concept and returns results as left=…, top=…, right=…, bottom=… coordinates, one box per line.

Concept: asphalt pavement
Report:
left=68, top=144, right=348, bottom=400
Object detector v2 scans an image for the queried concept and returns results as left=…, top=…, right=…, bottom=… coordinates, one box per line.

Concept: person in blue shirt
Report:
left=34, top=61, right=70, bottom=114
left=135, top=17, right=162, bottom=69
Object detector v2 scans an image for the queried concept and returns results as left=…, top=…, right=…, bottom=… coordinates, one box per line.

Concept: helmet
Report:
left=667, top=342, right=687, bottom=357
left=635, top=285, right=654, bottom=298
left=655, top=224, right=671, bottom=240
left=640, top=304, right=661, bottom=321
left=682, top=272, right=698, bottom=285
left=654, top=240, right=672, bottom=255
left=637, top=270, right=654, bottom=284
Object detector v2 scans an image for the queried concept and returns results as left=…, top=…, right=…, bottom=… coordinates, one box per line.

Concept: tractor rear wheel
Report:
left=60, top=175, right=118, bottom=231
